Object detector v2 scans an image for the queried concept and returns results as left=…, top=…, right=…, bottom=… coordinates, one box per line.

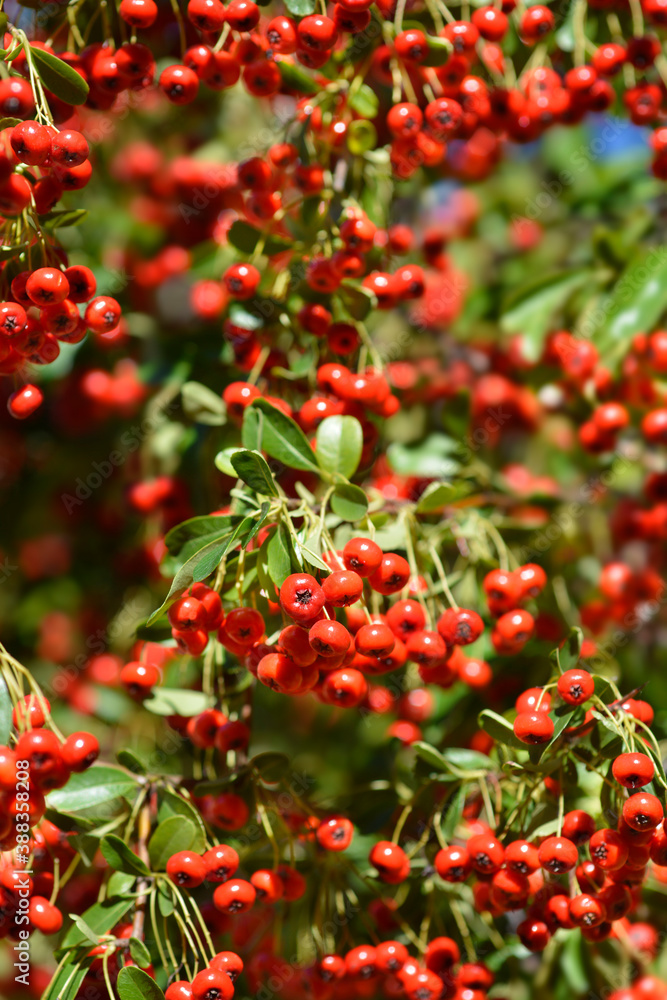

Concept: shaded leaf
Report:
left=331, top=482, right=368, bottom=521
left=231, top=449, right=279, bottom=496
left=117, top=966, right=166, bottom=1000
left=250, top=398, right=319, bottom=472
left=31, top=45, right=89, bottom=105
left=100, top=835, right=150, bottom=876
left=148, top=816, right=197, bottom=871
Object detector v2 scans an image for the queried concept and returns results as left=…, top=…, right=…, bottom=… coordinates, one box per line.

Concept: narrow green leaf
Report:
left=100, top=835, right=150, bottom=876
left=30, top=45, right=89, bottom=105
left=61, top=897, right=133, bottom=948
left=267, top=522, right=293, bottom=586
left=0, top=675, right=12, bottom=743
left=41, top=208, right=88, bottom=227
left=501, top=268, right=593, bottom=361
left=593, top=247, right=667, bottom=371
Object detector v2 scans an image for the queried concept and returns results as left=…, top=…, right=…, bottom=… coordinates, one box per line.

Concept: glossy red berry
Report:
left=622, top=792, right=663, bottom=832
left=513, top=711, right=554, bottom=744
left=7, top=384, right=43, bottom=419
left=280, top=573, right=326, bottom=623
left=191, top=967, right=234, bottom=1000
left=316, top=815, right=354, bottom=851
left=213, top=878, right=256, bottom=914
left=343, top=537, right=383, bottom=577
left=166, top=851, right=206, bottom=887
left=60, top=732, right=100, bottom=771
left=29, top=896, right=63, bottom=934
left=437, top=607, right=484, bottom=646
left=557, top=669, right=594, bottom=705
left=612, top=752, right=655, bottom=789
left=538, top=836, right=578, bottom=873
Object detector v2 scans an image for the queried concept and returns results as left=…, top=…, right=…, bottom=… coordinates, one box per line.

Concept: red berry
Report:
left=557, top=668, right=594, bottom=705
left=316, top=815, right=353, bottom=851
left=191, top=968, right=234, bottom=1000
left=613, top=752, right=655, bottom=789
left=8, top=384, right=43, bottom=419
left=213, top=877, right=256, bottom=913
left=166, top=850, right=206, bottom=887
left=513, top=711, right=554, bottom=744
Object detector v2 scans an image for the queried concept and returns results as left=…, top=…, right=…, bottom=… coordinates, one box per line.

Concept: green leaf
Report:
left=182, top=381, right=226, bottom=425
left=157, top=789, right=207, bottom=852
left=148, top=816, right=198, bottom=870
left=61, top=897, right=133, bottom=948
left=316, top=415, right=363, bottom=479
left=283, top=0, right=317, bottom=15
left=0, top=675, right=12, bottom=744
left=144, top=688, right=215, bottom=717
left=249, top=398, right=320, bottom=472
left=67, top=914, right=99, bottom=945
left=478, top=709, right=525, bottom=750
left=593, top=247, right=667, bottom=372
left=215, top=447, right=244, bottom=477
left=30, top=45, right=89, bottom=105
left=41, top=208, right=88, bottom=227
left=348, top=83, right=379, bottom=119
left=101, top=835, right=150, bottom=876
left=347, top=120, right=378, bottom=156
left=116, top=749, right=148, bottom=775
left=107, top=871, right=136, bottom=899
left=242, top=404, right=263, bottom=450
left=117, top=966, right=166, bottom=1000
left=551, top=626, right=584, bottom=674
left=267, top=522, right=293, bottom=587
left=129, top=937, right=152, bottom=969
left=158, top=882, right=175, bottom=915
left=414, top=742, right=494, bottom=773
left=416, top=481, right=472, bottom=512
left=422, top=35, right=453, bottom=67
left=165, top=514, right=238, bottom=555
left=231, top=449, right=279, bottom=496
left=48, top=766, right=138, bottom=815
left=330, top=482, right=368, bottom=521
left=388, top=434, right=460, bottom=478
left=251, top=751, right=290, bottom=783
left=440, top=782, right=466, bottom=842
left=148, top=533, right=233, bottom=624
left=339, top=281, right=375, bottom=320
left=227, top=220, right=292, bottom=257
left=42, top=961, right=88, bottom=1000
left=0, top=117, right=21, bottom=129
left=500, top=268, right=592, bottom=362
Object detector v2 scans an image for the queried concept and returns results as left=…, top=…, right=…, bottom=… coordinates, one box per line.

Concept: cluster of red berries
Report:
left=0, top=701, right=99, bottom=852
left=1, top=261, right=121, bottom=416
